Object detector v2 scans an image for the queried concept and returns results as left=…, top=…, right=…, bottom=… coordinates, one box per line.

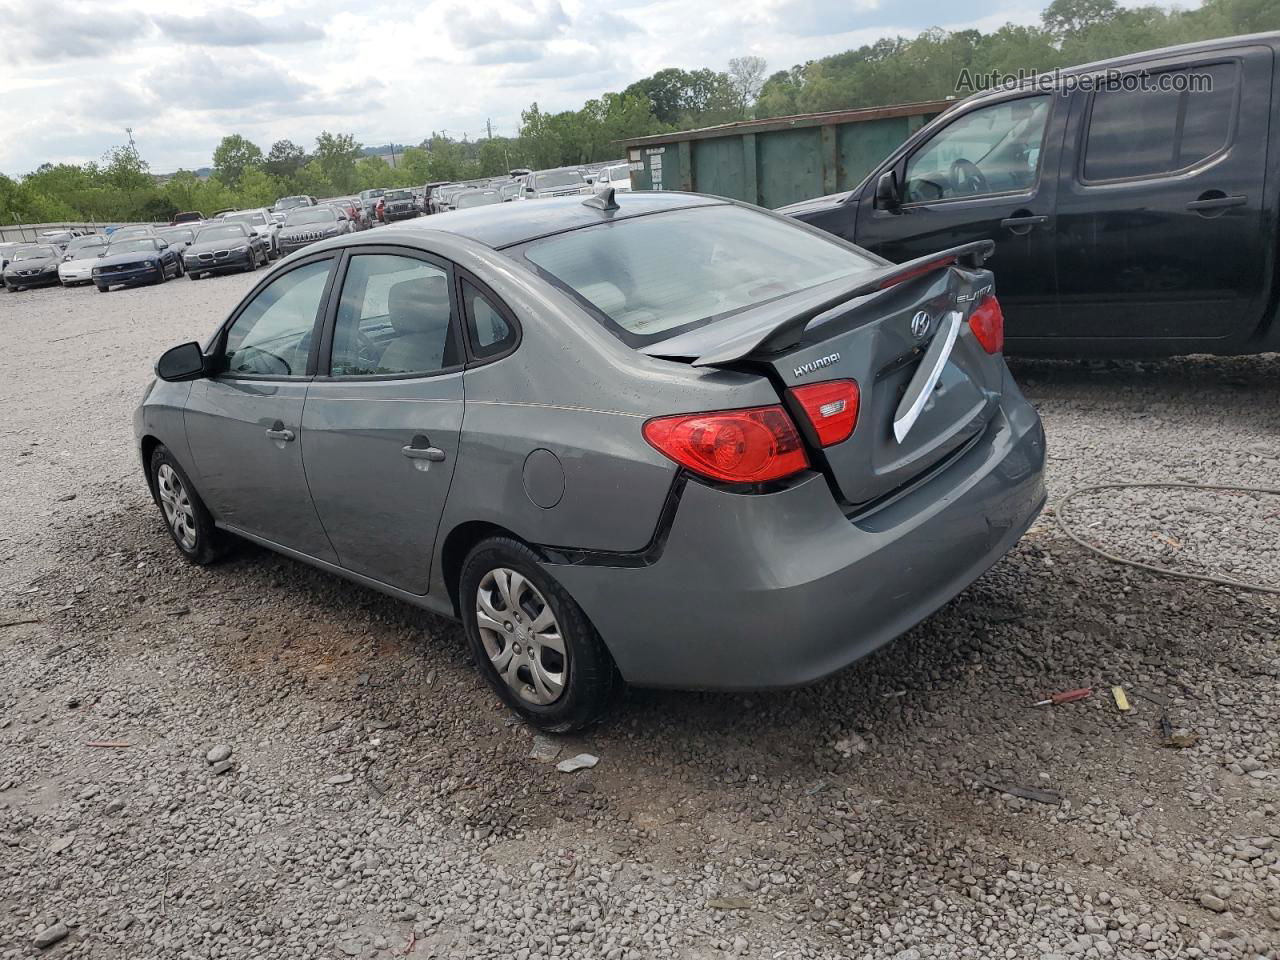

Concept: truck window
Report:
left=1083, top=62, right=1238, bottom=182
left=903, top=96, right=1050, bottom=204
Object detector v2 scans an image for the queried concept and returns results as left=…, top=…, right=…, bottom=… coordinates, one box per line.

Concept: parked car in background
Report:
left=58, top=235, right=110, bottom=285
left=38, top=229, right=85, bottom=248
left=171, top=212, right=204, bottom=226
left=595, top=162, right=633, bottom=192
left=783, top=33, right=1280, bottom=356
left=108, top=225, right=157, bottom=243
left=381, top=189, right=420, bottom=222
left=136, top=191, right=1044, bottom=729
left=2, top=245, right=62, bottom=290
left=184, top=222, right=271, bottom=279
left=422, top=181, right=451, bottom=213
left=508, top=167, right=532, bottom=179
left=93, top=237, right=182, bottom=291
left=521, top=168, right=590, bottom=199
left=155, top=226, right=197, bottom=256
left=358, top=188, right=386, bottom=225
left=277, top=205, right=352, bottom=257
left=452, top=188, right=503, bottom=209
left=220, top=208, right=282, bottom=258
left=496, top=181, right=523, bottom=202
left=0, top=242, right=20, bottom=274
left=274, top=196, right=315, bottom=215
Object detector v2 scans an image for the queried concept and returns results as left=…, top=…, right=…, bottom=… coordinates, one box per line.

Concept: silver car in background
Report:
left=220, top=208, right=282, bottom=259
left=135, top=191, right=1045, bottom=730
left=520, top=168, right=590, bottom=200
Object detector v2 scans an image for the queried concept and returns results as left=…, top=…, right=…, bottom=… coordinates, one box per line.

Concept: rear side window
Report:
left=462, top=280, right=516, bottom=359
left=1083, top=62, right=1238, bottom=181
left=522, top=205, right=874, bottom=346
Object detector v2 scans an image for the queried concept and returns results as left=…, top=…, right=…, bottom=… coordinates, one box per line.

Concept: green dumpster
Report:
left=622, top=99, right=951, bottom=208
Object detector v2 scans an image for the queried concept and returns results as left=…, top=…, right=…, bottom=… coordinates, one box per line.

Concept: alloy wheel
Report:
left=156, top=463, right=198, bottom=551
left=475, top=568, right=567, bottom=705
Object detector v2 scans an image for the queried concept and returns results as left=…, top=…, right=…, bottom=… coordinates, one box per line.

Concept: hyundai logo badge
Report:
left=910, top=311, right=932, bottom=339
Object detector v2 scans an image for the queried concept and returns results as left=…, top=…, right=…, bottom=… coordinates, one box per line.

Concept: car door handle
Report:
left=1000, top=214, right=1048, bottom=234
left=1186, top=193, right=1247, bottom=212
left=402, top=445, right=446, bottom=462
left=265, top=427, right=295, bottom=442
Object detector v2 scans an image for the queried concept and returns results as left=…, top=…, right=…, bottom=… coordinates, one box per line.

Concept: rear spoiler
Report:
left=641, top=239, right=994, bottom=367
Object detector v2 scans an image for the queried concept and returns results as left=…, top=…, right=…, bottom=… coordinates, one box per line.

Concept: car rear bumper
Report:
left=547, top=381, right=1046, bottom=690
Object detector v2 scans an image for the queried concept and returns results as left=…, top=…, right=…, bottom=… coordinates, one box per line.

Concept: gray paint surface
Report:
left=136, top=191, right=1046, bottom=690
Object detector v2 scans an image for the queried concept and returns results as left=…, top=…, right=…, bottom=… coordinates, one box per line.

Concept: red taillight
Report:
left=643, top=406, right=809, bottom=484
left=788, top=379, right=860, bottom=447
left=969, top=295, right=1004, bottom=354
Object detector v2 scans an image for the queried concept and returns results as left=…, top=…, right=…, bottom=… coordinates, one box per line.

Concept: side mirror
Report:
left=157, top=241, right=169, bottom=250
left=874, top=170, right=901, bottom=211
left=156, top=341, right=207, bottom=382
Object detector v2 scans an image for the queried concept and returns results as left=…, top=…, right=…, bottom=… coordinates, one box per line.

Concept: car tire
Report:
left=188, top=272, right=199, bottom=281
left=148, top=445, right=229, bottom=566
left=95, top=283, right=108, bottom=293
left=460, top=537, right=617, bottom=732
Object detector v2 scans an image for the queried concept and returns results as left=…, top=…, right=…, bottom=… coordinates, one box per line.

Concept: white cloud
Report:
left=0, top=0, right=1198, bottom=175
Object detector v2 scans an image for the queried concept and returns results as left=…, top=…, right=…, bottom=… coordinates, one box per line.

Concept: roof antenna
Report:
left=583, top=186, right=618, bottom=212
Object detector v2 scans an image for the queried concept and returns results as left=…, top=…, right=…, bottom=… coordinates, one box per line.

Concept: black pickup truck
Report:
left=783, top=33, right=1280, bottom=357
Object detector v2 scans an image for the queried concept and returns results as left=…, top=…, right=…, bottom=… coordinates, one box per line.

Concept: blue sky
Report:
left=0, top=0, right=1160, bottom=175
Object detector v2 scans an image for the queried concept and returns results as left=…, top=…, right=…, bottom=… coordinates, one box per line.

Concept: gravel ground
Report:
left=1, top=276, right=1278, bottom=960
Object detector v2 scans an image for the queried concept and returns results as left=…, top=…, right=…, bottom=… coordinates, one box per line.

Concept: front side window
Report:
left=329, top=254, right=459, bottom=377
left=523, top=204, right=875, bottom=344
left=1083, top=63, right=1238, bottom=182
left=220, top=259, right=331, bottom=377
left=904, top=97, right=1050, bottom=203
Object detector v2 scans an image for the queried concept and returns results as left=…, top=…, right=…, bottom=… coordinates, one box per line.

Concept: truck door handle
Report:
left=402, top=444, right=446, bottom=462
left=265, top=423, right=295, bottom=442
left=1186, top=192, right=1247, bottom=213
left=1000, top=214, right=1048, bottom=234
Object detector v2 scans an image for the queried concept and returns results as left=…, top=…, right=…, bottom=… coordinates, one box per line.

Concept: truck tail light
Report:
left=787, top=379, right=860, bottom=447
left=968, top=295, right=1004, bottom=354
left=643, top=406, right=809, bottom=484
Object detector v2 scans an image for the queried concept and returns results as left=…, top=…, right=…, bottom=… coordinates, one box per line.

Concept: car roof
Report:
left=374, top=191, right=723, bottom=249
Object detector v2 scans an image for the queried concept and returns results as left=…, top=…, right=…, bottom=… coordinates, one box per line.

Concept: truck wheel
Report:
left=460, top=537, right=618, bottom=732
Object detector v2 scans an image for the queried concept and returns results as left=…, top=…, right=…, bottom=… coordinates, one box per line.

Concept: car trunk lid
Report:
left=641, top=242, right=1005, bottom=506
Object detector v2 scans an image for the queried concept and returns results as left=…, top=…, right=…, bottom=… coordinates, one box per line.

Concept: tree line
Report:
left=2, top=0, right=1274, bottom=225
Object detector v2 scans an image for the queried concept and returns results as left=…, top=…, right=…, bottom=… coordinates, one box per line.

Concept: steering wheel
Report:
left=949, top=158, right=989, bottom=196
left=353, top=330, right=381, bottom=373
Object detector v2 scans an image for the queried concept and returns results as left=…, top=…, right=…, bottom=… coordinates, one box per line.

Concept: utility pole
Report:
left=125, top=127, right=137, bottom=159
left=486, top=118, right=493, bottom=140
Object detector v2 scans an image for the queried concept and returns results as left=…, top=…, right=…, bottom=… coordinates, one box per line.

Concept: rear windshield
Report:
left=521, top=205, right=874, bottom=344
left=534, top=170, right=584, bottom=190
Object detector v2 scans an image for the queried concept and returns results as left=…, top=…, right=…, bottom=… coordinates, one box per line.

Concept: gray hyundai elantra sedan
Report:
left=135, top=189, right=1046, bottom=730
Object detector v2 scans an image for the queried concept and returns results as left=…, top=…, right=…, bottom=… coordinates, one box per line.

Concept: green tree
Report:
left=727, top=56, right=768, bottom=117
left=313, top=132, right=362, bottom=193
left=211, top=134, right=263, bottom=185
left=354, top=155, right=394, bottom=190
left=264, top=139, right=307, bottom=179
